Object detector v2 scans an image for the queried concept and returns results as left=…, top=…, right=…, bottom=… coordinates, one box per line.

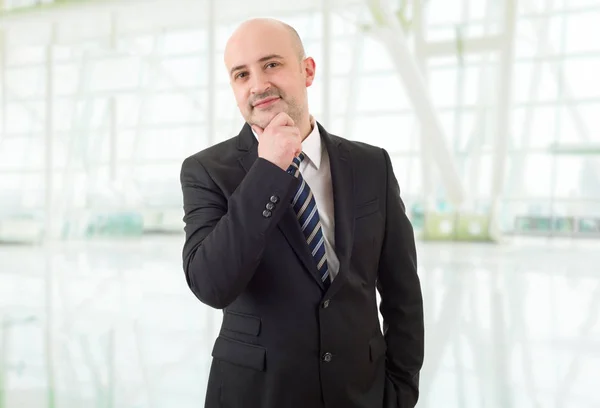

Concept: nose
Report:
left=249, top=70, right=270, bottom=95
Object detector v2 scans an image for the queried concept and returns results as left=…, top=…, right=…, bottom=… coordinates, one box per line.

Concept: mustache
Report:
left=250, top=89, right=282, bottom=107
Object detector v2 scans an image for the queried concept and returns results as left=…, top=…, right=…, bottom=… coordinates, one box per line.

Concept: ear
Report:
left=303, top=57, right=316, bottom=87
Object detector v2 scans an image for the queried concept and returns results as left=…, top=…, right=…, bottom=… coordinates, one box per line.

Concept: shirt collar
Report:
left=301, top=116, right=322, bottom=170
left=251, top=115, right=322, bottom=170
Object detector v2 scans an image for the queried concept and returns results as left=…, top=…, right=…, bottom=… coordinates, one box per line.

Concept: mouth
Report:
left=253, top=97, right=280, bottom=109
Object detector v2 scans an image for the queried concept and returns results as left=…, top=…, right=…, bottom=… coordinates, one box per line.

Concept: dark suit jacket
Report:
left=180, top=122, right=424, bottom=408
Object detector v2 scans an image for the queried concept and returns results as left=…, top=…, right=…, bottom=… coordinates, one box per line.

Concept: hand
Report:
left=252, top=112, right=302, bottom=171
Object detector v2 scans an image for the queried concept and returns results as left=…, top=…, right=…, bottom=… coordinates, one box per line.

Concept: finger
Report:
left=251, top=125, right=264, bottom=136
left=276, top=126, right=302, bottom=142
left=274, top=124, right=300, bottom=137
left=269, top=112, right=295, bottom=128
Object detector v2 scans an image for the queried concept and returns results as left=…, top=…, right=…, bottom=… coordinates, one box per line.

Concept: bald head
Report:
left=278, top=20, right=306, bottom=60
left=225, top=18, right=306, bottom=63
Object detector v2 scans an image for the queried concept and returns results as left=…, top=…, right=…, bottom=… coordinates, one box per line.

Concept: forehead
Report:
left=224, top=24, right=295, bottom=69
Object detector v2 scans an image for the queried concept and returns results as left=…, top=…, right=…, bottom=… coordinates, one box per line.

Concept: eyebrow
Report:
left=230, top=54, right=285, bottom=76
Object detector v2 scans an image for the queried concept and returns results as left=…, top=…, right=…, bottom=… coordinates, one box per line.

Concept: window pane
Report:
left=352, top=114, right=418, bottom=154
left=563, top=57, right=600, bottom=99
left=513, top=62, right=558, bottom=103
left=512, top=106, right=559, bottom=149
left=566, top=11, right=600, bottom=53
left=355, top=74, right=411, bottom=112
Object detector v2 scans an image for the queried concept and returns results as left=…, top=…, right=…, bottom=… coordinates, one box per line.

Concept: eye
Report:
left=235, top=71, right=248, bottom=80
left=266, top=62, right=279, bottom=69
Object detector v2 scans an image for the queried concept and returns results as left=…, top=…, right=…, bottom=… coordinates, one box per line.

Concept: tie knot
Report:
left=293, top=152, right=305, bottom=166
left=287, top=152, right=305, bottom=177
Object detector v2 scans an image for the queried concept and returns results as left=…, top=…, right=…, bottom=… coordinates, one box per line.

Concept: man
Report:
left=180, top=18, right=424, bottom=408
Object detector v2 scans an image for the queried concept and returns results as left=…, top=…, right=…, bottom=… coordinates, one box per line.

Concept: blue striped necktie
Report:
left=287, top=153, right=331, bottom=289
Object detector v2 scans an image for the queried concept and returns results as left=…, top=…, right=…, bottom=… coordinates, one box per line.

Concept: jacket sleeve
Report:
left=376, top=148, right=425, bottom=408
left=180, top=155, right=298, bottom=309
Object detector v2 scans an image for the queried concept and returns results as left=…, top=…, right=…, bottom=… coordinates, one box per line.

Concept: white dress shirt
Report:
left=253, top=117, right=340, bottom=282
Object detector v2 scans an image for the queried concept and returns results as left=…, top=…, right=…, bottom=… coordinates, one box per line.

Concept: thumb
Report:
left=251, top=125, right=264, bottom=137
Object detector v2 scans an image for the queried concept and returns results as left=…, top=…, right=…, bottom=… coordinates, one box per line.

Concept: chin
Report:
left=251, top=110, right=282, bottom=128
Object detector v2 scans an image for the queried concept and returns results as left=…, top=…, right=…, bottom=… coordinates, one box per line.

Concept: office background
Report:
left=0, top=0, right=599, bottom=407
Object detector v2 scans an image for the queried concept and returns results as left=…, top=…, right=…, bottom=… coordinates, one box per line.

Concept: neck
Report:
left=299, top=115, right=314, bottom=142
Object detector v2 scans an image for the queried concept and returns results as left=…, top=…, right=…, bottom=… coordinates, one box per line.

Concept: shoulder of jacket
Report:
left=184, top=135, right=240, bottom=165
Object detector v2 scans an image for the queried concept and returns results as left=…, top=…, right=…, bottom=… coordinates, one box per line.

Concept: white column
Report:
left=44, top=253, right=56, bottom=408
left=467, top=0, right=496, bottom=208
left=489, top=0, right=517, bottom=223
left=109, top=13, right=118, bottom=183
left=109, top=97, right=117, bottom=183
left=206, top=0, right=216, bottom=147
left=453, top=1, right=471, bottom=212
left=43, top=24, right=58, bottom=408
left=44, top=24, right=57, bottom=241
left=321, top=0, right=332, bottom=126
left=205, top=0, right=217, bottom=341
left=0, top=318, right=7, bottom=408
left=0, top=28, right=6, bottom=141
left=342, top=27, right=363, bottom=139
left=413, top=0, right=436, bottom=211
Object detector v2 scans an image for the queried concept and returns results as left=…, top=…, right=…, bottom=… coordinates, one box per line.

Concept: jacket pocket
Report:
left=223, top=310, right=261, bottom=336
left=369, top=334, right=387, bottom=362
left=212, top=335, right=266, bottom=372
left=355, top=198, right=379, bottom=219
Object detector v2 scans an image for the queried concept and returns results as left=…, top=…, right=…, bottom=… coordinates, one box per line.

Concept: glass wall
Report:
left=1, top=0, right=598, bottom=241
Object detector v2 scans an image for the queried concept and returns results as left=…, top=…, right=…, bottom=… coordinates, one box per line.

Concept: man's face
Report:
left=224, top=24, right=315, bottom=129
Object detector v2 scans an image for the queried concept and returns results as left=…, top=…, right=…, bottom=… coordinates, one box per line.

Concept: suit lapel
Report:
left=237, top=124, right=325, bottom=290
left=319, top=123, right=355, bottom=296
left=277, top=208, right=326, bottom=289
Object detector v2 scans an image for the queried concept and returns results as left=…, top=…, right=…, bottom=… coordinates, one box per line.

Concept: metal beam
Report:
left=0, top=0, right=133, bottom=19
left=549, top=143, right=600, bottom=155
left=366, top=0, right=466, bottom=206
left=506, top=2, right=600, bottom=213
left=423, top=35, right=504, bottom=57
left=521, top=0, right=600, bottom=186
left=506, top=0, right=554, bottom=200
left=130, top=30, right=161, bottom=172
left=57, top=40, right=95, bottom=239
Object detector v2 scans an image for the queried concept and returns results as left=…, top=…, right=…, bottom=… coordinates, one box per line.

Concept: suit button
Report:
left=262, top=210, right=272, bottom=218
left=270, top=195, right=279, bottom=204
left=322, top=352, right=332, bottom=362
left=266, top=202, right=275, bottom=211
left=323, top=300, right=330, bottom=308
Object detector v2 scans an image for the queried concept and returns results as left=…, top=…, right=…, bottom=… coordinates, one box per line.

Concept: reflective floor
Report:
left=0, top=235, right=598, bottom=407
